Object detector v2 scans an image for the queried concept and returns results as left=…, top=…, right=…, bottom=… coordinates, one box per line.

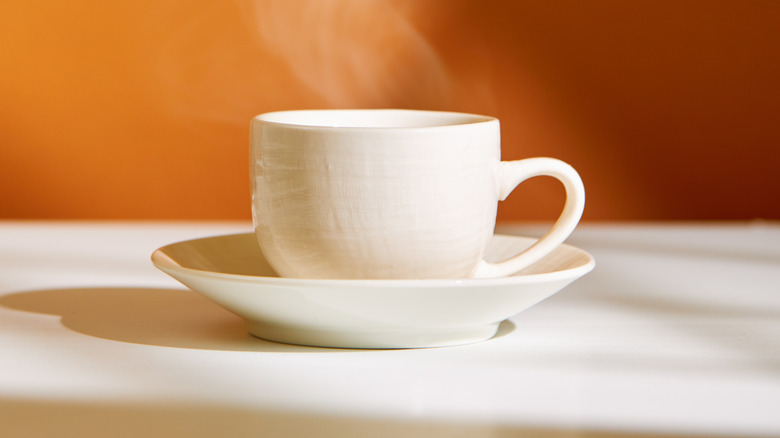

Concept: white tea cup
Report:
left=251, top=109, right=584, bottom=279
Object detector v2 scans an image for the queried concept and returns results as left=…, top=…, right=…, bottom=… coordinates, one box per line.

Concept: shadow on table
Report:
left=0, top=397, right=722, bottom=438
left=0, top=287, right=515, bottom=352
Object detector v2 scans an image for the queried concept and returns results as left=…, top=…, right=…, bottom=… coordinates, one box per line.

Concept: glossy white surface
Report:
left=151, top=233, right=594, bottom=349
left=251, top=110, right=584, bottom=280
left=1, top=221, right=779, bottom=437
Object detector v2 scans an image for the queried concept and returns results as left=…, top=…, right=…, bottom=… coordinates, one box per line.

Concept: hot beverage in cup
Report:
left=250, top=109, right=584, bottom=280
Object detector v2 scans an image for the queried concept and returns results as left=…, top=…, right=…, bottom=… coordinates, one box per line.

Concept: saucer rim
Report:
left=151, top=233, right=595, bottom=288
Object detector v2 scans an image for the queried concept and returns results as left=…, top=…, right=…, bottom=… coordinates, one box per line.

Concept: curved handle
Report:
left=472, top=157, right=585, bottom=278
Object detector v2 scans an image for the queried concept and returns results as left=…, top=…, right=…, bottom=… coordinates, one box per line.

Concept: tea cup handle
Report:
left=472, top=157, right=585, bottom=278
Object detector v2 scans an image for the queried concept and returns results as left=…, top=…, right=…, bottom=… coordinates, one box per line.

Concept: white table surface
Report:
left=1, top=221, right=778, bottom=437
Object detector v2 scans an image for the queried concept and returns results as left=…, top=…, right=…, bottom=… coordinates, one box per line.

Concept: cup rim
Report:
left=253, top=109, right=497, bottom=131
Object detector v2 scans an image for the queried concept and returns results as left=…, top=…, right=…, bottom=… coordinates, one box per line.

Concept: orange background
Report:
left=2, top=0, right=779, bottom=221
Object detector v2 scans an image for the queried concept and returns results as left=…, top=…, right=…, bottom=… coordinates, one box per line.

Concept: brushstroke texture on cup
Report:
left=251, top=109, right=584, bottom=279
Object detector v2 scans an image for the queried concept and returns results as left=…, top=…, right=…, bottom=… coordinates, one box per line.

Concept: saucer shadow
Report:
left=0, top=288, right=515, bottom=352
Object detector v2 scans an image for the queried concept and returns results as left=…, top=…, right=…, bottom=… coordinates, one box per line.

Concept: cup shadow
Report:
left=0, top=287, right=515, bottom=352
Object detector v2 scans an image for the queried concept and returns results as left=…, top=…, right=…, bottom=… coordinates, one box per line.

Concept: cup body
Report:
left=251, top=109, right=501, bottom=279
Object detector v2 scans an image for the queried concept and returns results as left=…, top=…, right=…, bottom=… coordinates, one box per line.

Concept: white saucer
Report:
left=151, top=233, right=594, bottom=349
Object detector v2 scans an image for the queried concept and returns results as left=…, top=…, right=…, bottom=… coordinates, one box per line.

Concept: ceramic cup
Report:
left=251, top=109, right=584, bottom=280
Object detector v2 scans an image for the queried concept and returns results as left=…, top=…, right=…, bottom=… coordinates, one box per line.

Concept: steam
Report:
left=240, top=0, right=452, bottom=108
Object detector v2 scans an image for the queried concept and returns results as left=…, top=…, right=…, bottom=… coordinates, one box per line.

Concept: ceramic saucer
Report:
left=151, top=233, right=594, bottom=349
